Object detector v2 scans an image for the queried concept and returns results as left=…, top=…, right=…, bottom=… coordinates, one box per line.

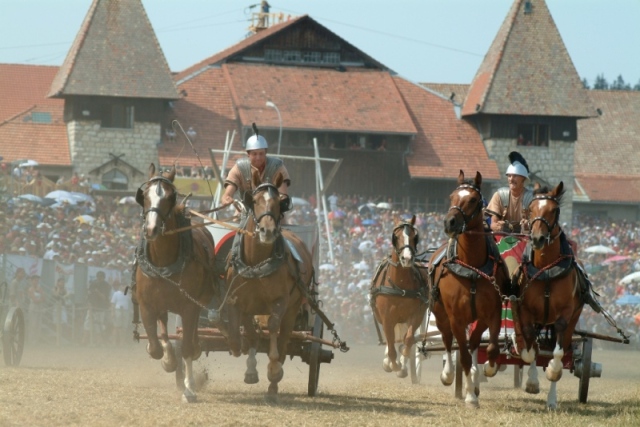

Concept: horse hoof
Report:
left=245, top=373, right=259, bottom=384
left=396, top=369, right=408, bottom=379
left=465, top=397, right=479, bottom=408
left=474, top=387, right=480, bottom=397
left=267, top=368, right=284, bottom=384
left=267, top=383, right=279, bottom=396
left=181, top=389, right=197, bottom=404
left=440, top=373, right=453, bottom=386
left=525, top=383, right=540, bottom=394
left=382, top=358, right=393, bottom=373
left=483, top=362, right=497, bottom=378
left=162, top=358, right=178, bottom=373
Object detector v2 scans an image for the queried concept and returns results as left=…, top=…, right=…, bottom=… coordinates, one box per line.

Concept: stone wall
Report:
left=483, top=138, right=575, bottom=226
left=67, top=120, right=160, bottom=189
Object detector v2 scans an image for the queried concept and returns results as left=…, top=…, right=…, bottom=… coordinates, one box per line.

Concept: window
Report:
left=516, top=124, right=549, bottom=147
left=102, top=104, right=134, bottom=129
left=102, top=168, right=128, bottom=190
left=31, top=112, right=52, bottom=123
left=264, top=48, right=340, bottom=65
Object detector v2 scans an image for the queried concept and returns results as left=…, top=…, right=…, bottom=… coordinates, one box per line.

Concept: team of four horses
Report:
left=134, top=163, right=583, bottom=409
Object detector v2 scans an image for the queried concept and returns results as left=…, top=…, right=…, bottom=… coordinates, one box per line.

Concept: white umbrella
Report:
left=74, top=214, right=95, bottom=224
left=18, top=159, right=39, bottom=168
left=376, top=202, right=392, bottom=210
left=119, top=196, right=137, bottom=205
left=353, top=261, right=370, bottom=271
left=620, top=271, right=640, bottom=285
left=319, top=263, right=335, bottom=271
left=358, top=240, right=374, bottom=253
left=584, top=245, right=616, bottom=255
left=291, top=197, right=310, bottom=206
left=69, top=192, right=94, bottom=203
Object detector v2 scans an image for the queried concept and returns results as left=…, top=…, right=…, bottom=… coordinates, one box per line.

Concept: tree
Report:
left=593, top=74, right=608, bottom=90
left=611, top=75, right=632, bottom=91
left=634, top=79, right=640, bottom=91
left=582, top=78, right=590, bottom=89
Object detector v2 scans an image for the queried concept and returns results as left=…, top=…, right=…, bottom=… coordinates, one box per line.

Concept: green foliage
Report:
left=586, top=74, right=640, bottom=91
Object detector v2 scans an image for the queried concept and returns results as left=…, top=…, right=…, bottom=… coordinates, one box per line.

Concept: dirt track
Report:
left=1, top=337, right=639, bottom=426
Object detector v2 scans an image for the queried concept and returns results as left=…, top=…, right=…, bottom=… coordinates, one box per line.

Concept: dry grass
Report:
left=1, top=342, right=639, bottom=426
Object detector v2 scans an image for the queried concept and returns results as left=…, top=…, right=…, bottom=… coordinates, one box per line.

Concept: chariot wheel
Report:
left=3, top=307, right=25, bottom=366
left=173, top=339, right=186, bottom=391
left=307, top=314, right=323, bottom=397
left=578, top=337, right=592, bottom=404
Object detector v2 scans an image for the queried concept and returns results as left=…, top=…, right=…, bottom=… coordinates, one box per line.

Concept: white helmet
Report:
left=505, top=161, right=529, bottom=179
left=246, top=135, right=268, bottom=151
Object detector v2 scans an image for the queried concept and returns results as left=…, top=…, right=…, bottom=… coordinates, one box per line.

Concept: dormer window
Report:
left=517, top=123, right=548, bottom=147
left=101, top=103, right=134, bottom=129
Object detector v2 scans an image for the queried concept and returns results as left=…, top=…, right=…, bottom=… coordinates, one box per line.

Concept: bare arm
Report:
left=221, top=183, right=237, bottom=205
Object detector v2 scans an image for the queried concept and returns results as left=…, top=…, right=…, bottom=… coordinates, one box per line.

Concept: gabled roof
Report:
left=462, top=0, right=596, bottom=118
left=0, top=64, right=63, bottom=124
left=0, top=122, right=70, bottom=166
left=225, top=63, right=416, bottom=134
left=48, top=0, right=178, bottom=99
left=574, top=90, right=640, bottom=203
left=393, top=77, right=500, bottom=181
left=175, top=15, right=393, bottom=84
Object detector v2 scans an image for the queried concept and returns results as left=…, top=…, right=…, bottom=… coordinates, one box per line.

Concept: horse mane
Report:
left=533, top=185, right=565, bottom=205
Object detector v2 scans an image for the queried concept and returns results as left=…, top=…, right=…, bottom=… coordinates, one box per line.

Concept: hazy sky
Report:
left=1, top=0, right=638, bottom=85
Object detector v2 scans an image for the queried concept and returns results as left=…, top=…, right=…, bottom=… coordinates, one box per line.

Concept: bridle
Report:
left=249, top=183, right=281, bottom=231
left=528, top=194, right=561, bottom=244
left=447, top=183, right=484, bottom=233
left=137, top=176, right=177, bottom=233
left=392, top=222, right=419, bottom=259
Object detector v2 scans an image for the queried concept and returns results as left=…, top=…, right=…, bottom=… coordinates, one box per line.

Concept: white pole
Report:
left=313, top=138, right=334, bottom=263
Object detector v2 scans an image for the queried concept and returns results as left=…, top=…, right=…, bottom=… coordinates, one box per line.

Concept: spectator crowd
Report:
left=2, top=186, right=639, bottom=350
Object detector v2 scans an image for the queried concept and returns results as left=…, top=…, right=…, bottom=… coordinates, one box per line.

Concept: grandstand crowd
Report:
left=1, top=186, right=639, bottom=350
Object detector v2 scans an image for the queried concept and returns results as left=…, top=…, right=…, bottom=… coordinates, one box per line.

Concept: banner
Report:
left=173, top=177, right=219, bottom=197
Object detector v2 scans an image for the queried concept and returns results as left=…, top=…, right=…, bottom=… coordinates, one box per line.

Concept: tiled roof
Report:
left=420, top=83, right=470, bottom=106
left=573, top=90, right=640, bottom=203
left=462, top=0, right=595, bottom=118
left=49, top=0, right=178, bottom=99
left=574, top=174, right=640, bottom=204
left=175, top=16, right=306, bottom=83
left=0, top=122, right=70, bottom=166
left=393, top=77, right=500, bottom=181
left=0, top=64, right=63, bottom=124
left=224, top=63, right=416, bottom=134
left=158, top=67, right=239, bottom=168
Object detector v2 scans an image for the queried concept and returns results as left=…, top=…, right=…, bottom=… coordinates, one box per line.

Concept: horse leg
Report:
left=398, top=314, right=422, bottom=379
left=451, top=323, right=477, bottom=407
left=382, top=320, right=401, bottom=373
left=546, top=317, right=568, bottom=382
left=159, top=313, right=177, bottom=373
left=266, top=297, right=287, bottom=395
left=243, top=315, right=259, bottom=384
left=226, top=306, right=242, bottom=357
left=139, top=305, right=163, bottom=360
left=435, top=315, right=455, bottom=386
left=179, top=310, right=200, bottom=403
left=525, top=359, right=540, bottom=394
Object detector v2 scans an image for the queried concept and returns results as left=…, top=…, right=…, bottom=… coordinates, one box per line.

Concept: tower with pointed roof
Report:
left=462, top=0, right=597, bottom=223
left=48, top=0, right=179, bottom=190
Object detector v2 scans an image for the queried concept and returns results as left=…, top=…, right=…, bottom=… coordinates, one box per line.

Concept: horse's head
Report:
left=528, top=181, right=564, bottom=250
left=243, top=169, right=284, bottom=244
left=392, top=215, right=419, bottom=268
left=136, top=163, right=178, bottom=241
left=444, top=170, right=484, bottom=237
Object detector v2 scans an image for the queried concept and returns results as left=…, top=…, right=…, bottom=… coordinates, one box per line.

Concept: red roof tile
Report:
left=463, top=0, right=595, bottom=118
left=0, top=64, right=63, bottom=124
left=49, top=0, right=178, bottom=99
left=0, top=122, right=70, bottom=166
left=224, top=63, right=416, bottom=134
left=575, top=174, right=640, bottom=204
left=393, top=77, right=500, bottom=181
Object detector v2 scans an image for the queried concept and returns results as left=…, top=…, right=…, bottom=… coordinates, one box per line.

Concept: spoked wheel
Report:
left=578, top=337, right=592, bottom=404
left=3, top=307, right=25, bottom=366
left=173, top=339, right=185, bottom=391
left=307, top=314, right=324, bottom=397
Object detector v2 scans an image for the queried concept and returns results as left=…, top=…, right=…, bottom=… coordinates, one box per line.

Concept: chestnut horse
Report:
left=134, top=163, right=217, bottom=403
left=225, top=169, right=314, bottom=396
left=429, top=170, right=509, bottom=407
left=513, top=181, right=583, bottom=409
left=370, top=215, right=428, bottom=378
